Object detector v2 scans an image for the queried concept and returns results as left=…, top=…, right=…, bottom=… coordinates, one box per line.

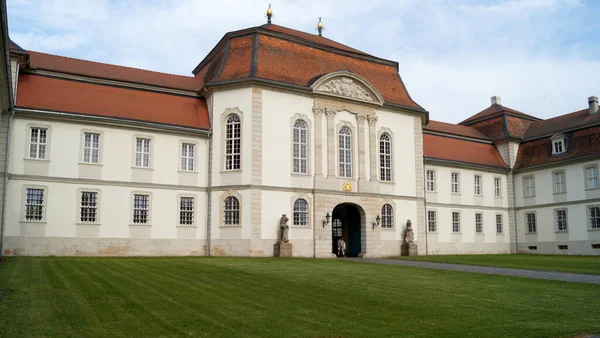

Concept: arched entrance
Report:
left=331, top=203, right=363, bottom=257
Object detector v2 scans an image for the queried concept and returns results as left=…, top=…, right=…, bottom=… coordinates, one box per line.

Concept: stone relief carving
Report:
left=356, top=114, right=367, bottom=124
left=316, top=77, right=375, bottom=102
left=312, top=106, right=325, bottom=117
left=326, top=110, right=337, bottom=119
left=367, top=116, right=378, bottom=126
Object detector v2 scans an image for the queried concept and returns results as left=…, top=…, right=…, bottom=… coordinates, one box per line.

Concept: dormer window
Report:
left=551, top=134, right=567, bottom=155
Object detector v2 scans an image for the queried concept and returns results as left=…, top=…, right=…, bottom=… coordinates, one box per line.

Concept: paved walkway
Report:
left=346, top=258, right=600, bottom=284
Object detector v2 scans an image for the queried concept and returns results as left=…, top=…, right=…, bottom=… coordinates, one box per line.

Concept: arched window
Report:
left=293, top=120, right=308, bottom=174
left=225, top=114, right=241, bottom=170
left=293, top=198, right=309, bottom=226
left=380, top=133, right=392, bottom=182
left=381, top=204, right=393, bottom=229
left=339, top=126, right=352, bottom=178
left=224, top=196, right=240, bottom=225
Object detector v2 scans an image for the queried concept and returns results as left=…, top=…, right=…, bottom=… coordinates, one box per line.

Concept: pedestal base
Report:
left=401, top=243, right=418, bottom=256
left=274, top=242, right=293, bottom=257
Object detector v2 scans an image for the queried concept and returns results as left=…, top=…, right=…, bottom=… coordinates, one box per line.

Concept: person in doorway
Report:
left=337, top=238, right=346, bottom=257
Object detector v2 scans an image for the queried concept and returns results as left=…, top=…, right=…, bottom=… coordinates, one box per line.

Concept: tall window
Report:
left=339, top=127, right=352, bottom=178
left=25, top=188, right=44, bottom=222
left=524, top=176, right=535, bottom=197
left=474, top=175, right=482, bottom=196
left=332, top=219, right=342, bottom=237
left=379, top=133, right=392, bottom=182
left=427, top=211, right=436, bottom=232
left=224, top=196, right=240, bottom=225
left=475, top=213, right=483, bottom=233
left=293, top=198, right=308, bottom=226
left=494, top=177, right=501, bottom=197
left=452, top=212, right=460, bottom=233
left=589, top=206, right=600, bottom=230
left=29, top=127, right=48, bottom=159
left=496, top=214, right=503, bottom=234
left=83, top=132, right=100, bottom=164
left=135, top=138, right=151, bottom=168
left=225, top=114, right=241, bottom=170
left=552, top=138, right=565, bottom=154
left=426, top=170, right=435, bottom=192
left=80, top=191, right=98, bottom=223
left=293, top=120, right=308, bottom=174
left=556, top=209, right=567, bottom=231
left=585, top=166, right=599, bottom=190
left=381, top=204, right=393, bottom=229
left=553, top=171, right=566, bottom=194
left=526, top=212, right=536, bottom=233
left=451, top=172, right=459, bottom=194
left=181, top=143, right=195, bottom=171
left=132, top=194, right=149, bottom=224
left=179, top=197, right=194, bottom=226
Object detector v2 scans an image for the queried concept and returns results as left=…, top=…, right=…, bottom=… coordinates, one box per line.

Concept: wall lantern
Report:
left=373, top=215, right=380, bottom=229
left=322, top=212, right=331, bottom=228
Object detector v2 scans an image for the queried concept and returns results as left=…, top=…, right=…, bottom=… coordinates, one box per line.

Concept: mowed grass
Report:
left=394, top=254, right=600, bottom=275
left=1, top=257, right=599, bottom=338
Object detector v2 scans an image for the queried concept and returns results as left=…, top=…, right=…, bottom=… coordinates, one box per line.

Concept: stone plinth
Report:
left=401, top=243, right=418, bottom=256
left=274, top=242, right=293, bottom=257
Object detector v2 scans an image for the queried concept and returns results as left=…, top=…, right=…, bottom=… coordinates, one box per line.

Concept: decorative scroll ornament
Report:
left=316, top=77, right=375, bottom=102
left=342, top=183, right=352, bottom=192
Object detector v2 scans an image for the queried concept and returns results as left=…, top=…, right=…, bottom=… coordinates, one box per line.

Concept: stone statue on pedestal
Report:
left=401, top=219, right=418, bottom=256
left=404, top=219, right=414, bottom=244
left=275, top=214, right=292, bottom=257
left=279, top=214, right=289, bottom=243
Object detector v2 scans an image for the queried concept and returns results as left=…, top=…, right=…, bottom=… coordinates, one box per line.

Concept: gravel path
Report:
left=346, top=258, right=600, bottom=284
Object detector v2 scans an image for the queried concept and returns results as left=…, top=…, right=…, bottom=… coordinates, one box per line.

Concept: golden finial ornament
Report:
left=266, top=4, right=273, bottom=24
left=317, top=17, right=324, bottom=36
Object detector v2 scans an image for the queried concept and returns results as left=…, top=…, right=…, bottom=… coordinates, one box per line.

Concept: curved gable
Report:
left=311, top=71, right=384, bottom=105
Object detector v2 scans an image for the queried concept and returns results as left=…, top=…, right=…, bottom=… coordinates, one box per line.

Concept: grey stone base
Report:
left=274, top=242, right=293, bottom=257
left=518, top=240, right=600, bottom=255
left=401, top=243, right=418, bottom=256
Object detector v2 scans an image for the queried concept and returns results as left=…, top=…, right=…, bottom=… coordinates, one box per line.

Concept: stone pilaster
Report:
left=367, top=116, right=378, bottom=181
left=357, top=114, right=367, bottom=179
left=313, top=106, right=324, bottom=177
left=251, top=88, right=263, bottom=243
left=413, top=116, right=424, bottom=199
left=326, top=110, right=337, bottom=177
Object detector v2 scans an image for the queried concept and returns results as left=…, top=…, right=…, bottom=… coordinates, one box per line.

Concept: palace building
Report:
left=0, top=10, right=598, bottom=257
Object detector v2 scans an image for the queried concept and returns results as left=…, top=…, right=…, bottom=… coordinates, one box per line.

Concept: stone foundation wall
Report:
left=425, top=242, right=510, bottom=255
left=518, top=240, right=600, bottom=256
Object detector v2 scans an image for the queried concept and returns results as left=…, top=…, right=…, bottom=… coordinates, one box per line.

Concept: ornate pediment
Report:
left=311, top=71, right=384, bottom=105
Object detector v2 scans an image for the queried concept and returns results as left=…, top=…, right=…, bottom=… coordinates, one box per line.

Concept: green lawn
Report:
left=394, top=254, right=600, bottom=275
left=1, top=257, right=599, bottom=338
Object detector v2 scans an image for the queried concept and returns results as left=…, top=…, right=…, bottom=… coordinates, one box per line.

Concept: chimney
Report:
left=491, top=96, right=501, bottom=106
left=589, top=96, right=598, bottom=116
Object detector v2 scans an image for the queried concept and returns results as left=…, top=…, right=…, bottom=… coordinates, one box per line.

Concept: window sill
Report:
left=474, top=194, right=483, bottom=197
left=379, top=180, right=395, bottom=185
left=220, top=169, right=242, bottom=174
left=75, top=223, right=100, bottom=226
left=555, top=230, right=569, bottom=233
left=129, top=224, right=152, bottom=227
left=494, top=196, right=503, bottom=199
left=523, top=196, right=536, bottom=199
left=219, top=225, right=241, bottom=228
left=450, top=193, right=461, bottom=196
left=78, top=162, right=103, bottom=166
left=525, top=232, right=538, bottom=235
left=24, top=158, right=50, bottom=162
left=178, top=170, right=198, bottom=174
left=585, top=187, right=600, bottom=191
left=381, top=227, right=395, bottom=231
left=131, top=167, right=153, bottom=171
left=291, top=173, right=311, bottom=177
left=587, top=228, right=600, bottom=232
left=495, top=233, right=504, bottom=236
left=19, top=220, right=47, bottom=224
left=475, top=232, right=485, bottom=235
left=451, top=232, right=462, bottom=235
left=426, top=191, right=437, bottom=194
left=177, top=225, right=198, bottom=228
left=427, top=231, right=438, bottom=234
left=291, top=225, right=311, bottom=228
left=552, top=192, right=567, bottom=195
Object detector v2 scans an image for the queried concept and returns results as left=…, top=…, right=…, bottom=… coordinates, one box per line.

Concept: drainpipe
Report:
left=423, top=155, right=428, bottom=256
left=205, top=132, right=213, bottom=256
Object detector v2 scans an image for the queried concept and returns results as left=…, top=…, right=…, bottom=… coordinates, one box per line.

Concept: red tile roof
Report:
left=16, top=74, right=209, bottom=130
left=523, top=108, right=600, bottom=140
left=460, top=104, right=539, bottom=125
left=424, top=120, right=489, bottom=140
left=424, top=134, right=508, bottom=169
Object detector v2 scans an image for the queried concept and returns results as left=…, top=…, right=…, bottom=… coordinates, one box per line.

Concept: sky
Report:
left=6, top=0, right=600, bottom=123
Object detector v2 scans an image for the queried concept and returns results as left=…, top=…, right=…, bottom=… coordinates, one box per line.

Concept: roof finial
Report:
left=317, top=17, right=324, bottom=36
left=266, top=4, right=273, bottom=24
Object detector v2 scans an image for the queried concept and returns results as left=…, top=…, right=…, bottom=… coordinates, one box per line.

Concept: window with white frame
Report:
left=555, top=209, right=568, bottom=231
left=451, top=172, right=459, bottom=194
left=427, top=210, right=436, bottom=232
left=225, top=114, right=241, bottom=170
left=452, top=212, right=460, bottom=233
left=25, top=188, right=44, bottom=222
left=526, top=212, right=536, bottom=233
left=132, top=194, right=149, bottom=224
left=496, top=214, right=503, bottom=234
left=293, top=198, right=309, bottom=226
left=494, top=177, right=501, bottom=197
left=83, top=132, right=100, bottom=164
left=179, top=197, right=194, bottom=226
left=332, top=219, right=342, bottom=237
left=381, top=204, right=393, bottom=229
left=339, top=127, right=352, bottom=178
left=292, top=120, right=308, bottom=174
left=474, top=175, right=482, bottom=196
left=135, top=138, right=151, bottom=168
left=585, top=165, right=599, bottom=190
left=589, top=206, right=600, bottom=230
left=426, top=170, right=435, bottom=192
left=224, top=196, right=240, bottom=225
left=29, top=127, right=48, bottom=159
left=524, top=176, right=535, bottom=197
left=379, top=133, right=392, bottom=182
left=552, top=138, right=566, bottom=155
left=553, top=171, right=566, bottom=194
left=80, top=191, right=98, bottom=223
left=181, top=143, right=195, bottom=171
left=475, top=213, right=483, bottom=233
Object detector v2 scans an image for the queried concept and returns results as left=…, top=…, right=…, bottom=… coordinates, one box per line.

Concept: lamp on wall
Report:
left=373, top=215, right=380, bottom=229
left=322, top=212, right=331, bottom=228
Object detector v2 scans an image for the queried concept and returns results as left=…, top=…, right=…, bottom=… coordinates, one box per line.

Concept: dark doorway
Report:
left=331, top=203, right=362, bottom=257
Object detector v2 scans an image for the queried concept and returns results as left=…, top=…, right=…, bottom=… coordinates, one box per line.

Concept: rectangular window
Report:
left=475, top=213, right=483, bottom=233
left=528, top=246, right=537, bottom=250
left=135, top=138, right=151, bottom=168
left=83, top=132, right=100, bottom=164
left=293, top=121, right=308, bottom=174
left=553, top=171, right=566, bottom=194
left=556, top=209, right=567, bottom=231
left=451, top=172, right=459, bottom=194
left=133, top=194, right=149, bottom=224
left=426, top=170, right=435, bottom=192
left=558, top=245, right=568, bottom=250
left=496, top=214, right=503, bottom=234
left=181, top=143, right=195, bottom=171
left=427, top=210, right=436, bottom=232
left=526, top=212, right=536, bottom=233
left=79, top=191, right=98, bottom=223
left=25, top=188, right=44, bottom=222
left=29, top=127, right=48, bottom=159
left=474, top=175, right=482, bottom=196
left=452, top=212, right=460, bottom=233
left=179, top=197, right=194, bottom=226
left=338, top=128, right=352, bottom=178
left=585, top=166, right=599, bottom=189
left=589, top=206, right=600, bottom=230
left=524, top=176, right=535, bottom=197
left=494, top=177, right=501, bottom=197
left=552, top=139, right=565, bottom=154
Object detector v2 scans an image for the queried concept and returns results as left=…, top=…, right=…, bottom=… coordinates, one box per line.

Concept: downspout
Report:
left=205, top=129, right=213, bottom=256
left=423, top=155, right=428, bottom=256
